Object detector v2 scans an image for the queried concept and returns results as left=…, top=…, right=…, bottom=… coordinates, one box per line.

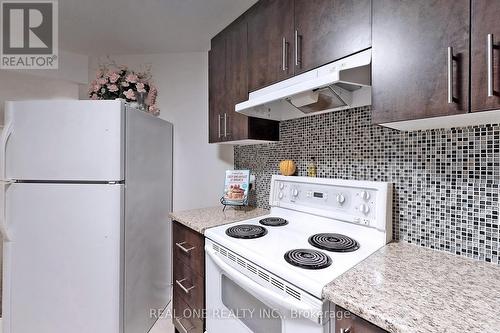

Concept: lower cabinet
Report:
left=172, top=221, right=205, bottom=333
left=334, top=305, right=387, bottom=333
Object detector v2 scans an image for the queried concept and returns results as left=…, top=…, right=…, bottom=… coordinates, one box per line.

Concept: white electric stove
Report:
left=205, top=176, right=392, bottom=333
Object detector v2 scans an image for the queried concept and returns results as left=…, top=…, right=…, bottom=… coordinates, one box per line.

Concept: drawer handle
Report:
left=175, top=278, right=196, bottom=294
left=176, top=241, right=195, bottom=253
left=340, top=328, right=351, bottom=333
left=175, top=316, right=194, bottom=333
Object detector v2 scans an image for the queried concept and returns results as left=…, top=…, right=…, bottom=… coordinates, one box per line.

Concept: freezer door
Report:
left=4, top=100, right=124, bottom=181
left=2, top=183, right=123, bottom=333
left=124, top=107, right=173, bottom=333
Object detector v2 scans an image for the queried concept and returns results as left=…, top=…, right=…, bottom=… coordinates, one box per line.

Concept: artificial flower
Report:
left=125, top=73, right=138, bottom=83
left=147, top=86, right=158, bottom=105
left=123, top=89, right=136, bottom=100
left=107, top=84, right=119, bottom=92
left=148, top=104, right=160, bottom=116
left=136, top=82, right=146, bottom=93
left=108, top=72, right=120, bottom=83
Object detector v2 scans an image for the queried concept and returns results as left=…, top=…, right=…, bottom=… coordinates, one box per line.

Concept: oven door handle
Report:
left=206, top=246, right=320, bottom=319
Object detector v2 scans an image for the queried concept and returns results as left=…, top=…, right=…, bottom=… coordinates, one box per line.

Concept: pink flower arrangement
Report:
left=88, top=62, right=160, bottom=116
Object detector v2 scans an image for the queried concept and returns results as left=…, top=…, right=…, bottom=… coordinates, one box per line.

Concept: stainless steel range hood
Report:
left=236, top=49, right=372, bottom=121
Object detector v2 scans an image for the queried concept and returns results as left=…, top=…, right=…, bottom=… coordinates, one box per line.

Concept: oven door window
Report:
left=221, top=274, right=282, bottom=333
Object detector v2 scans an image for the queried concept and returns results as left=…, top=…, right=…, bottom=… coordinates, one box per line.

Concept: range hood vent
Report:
left=236, top=49, right=372, bottom=121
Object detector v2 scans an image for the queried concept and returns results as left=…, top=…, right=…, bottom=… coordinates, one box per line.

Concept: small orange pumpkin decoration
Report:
left=279, top=160, right=296, bottom=176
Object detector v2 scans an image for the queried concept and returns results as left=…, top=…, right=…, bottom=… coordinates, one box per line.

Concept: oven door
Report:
left=205, top=243, right=328, bottom=333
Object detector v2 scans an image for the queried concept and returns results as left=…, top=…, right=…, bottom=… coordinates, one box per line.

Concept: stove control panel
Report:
left=270, top=176, right=391, bottom=231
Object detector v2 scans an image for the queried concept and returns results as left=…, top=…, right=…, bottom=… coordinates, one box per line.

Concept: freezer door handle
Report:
left=0, top=121, right=14, bottom=242
left=0, top=120, right=13, bottom=180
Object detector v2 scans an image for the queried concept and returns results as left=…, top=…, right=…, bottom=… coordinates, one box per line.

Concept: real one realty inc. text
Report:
left=149, top=307, right=351, bottom=321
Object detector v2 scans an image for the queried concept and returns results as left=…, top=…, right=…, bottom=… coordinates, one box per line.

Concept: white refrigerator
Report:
left=0, top=100, right=173, bottom=333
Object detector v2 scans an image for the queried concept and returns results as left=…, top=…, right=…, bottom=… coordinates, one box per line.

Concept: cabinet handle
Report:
left=488, top=34, right=494, bottom=97
left=217, top=114, right=222, bottom=138
left=175, top=278, right=196, bottom=294
left=282, top=37, right=289, bottom=71
left=295, top=30, right=301, bottom=67
left=174, top=316, right=194, bottom=333
left=175, top=241, right=195, bottom=253
left=223, top=113, right=227, bottom=137
left=447, top=46, right=454, bottom=104
left=340, top=328, right=351, bottom=333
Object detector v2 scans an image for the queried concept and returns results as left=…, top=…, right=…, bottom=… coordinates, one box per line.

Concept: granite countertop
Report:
left=323, top=242, right=500, bottom=333
left=169, top=206, right=269, bottom=234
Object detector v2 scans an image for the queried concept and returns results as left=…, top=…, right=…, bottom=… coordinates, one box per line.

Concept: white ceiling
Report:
left=59, top=0, right=257, bottom=55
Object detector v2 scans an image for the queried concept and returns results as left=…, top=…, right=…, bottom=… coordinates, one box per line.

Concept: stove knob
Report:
left=359, top=203, right=370, bottom=215
left=278, top=191, right=284, bottom=199
left=279, top=182, right=285, bottom=190
left=336, top=193, right=346, bottom=205
left=360, top=190, right=370, bottom=201
left=292, top=188, right=299, bottom=197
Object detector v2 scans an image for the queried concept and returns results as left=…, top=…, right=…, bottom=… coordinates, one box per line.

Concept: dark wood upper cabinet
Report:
left=225, top=17, right=248, bottom=107
left=471, top=0, right=500, bottom=112
left=225, top=16, right=249, bottom=141
left=372, top=0, right=470, bottom=124
left=208, top=34, right=225, bottom=143
left=209, top=16, right=279, bottom=143
left=294, top=0, right=371, bottom=74
left=247, top=0, right=295, bottom=92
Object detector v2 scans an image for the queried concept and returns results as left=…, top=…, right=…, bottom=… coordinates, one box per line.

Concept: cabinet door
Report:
left=225, top=17, right=249, bottom=141
left=208, top=18, right=280, bottom=144
left=372, top=0, right=469, bottom=124
left=247, top=0, right=294, bottom=92
left=208, top=35, right=225, bottom=143
left=294, top=0, right=371, bottom=74
left=471, top=0, right=500, bottom=112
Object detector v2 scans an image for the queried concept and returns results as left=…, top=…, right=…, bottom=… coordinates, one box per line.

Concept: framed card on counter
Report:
left=222, top=170, right=250, bottom=207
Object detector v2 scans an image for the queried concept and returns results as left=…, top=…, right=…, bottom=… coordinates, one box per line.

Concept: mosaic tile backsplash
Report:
left=234, top=106, right=500, bottom=264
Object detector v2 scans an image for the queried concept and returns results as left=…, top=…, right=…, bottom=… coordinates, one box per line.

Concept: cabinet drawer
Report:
left=172, top=221, right=204, bottom=277
left=173, top=258, right=204, bottom=311
left=173, top=289, right=204, bottom=333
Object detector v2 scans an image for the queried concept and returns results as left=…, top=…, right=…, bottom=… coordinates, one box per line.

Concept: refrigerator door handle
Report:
left=0, top=121, right=14, bottom=241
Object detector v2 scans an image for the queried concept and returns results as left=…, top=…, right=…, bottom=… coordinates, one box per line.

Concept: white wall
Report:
left=0, top=70, right=80, bottom=123
left=0, top=50, right=89, bottom=123
left=89, top=53, right=234, bottom=211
